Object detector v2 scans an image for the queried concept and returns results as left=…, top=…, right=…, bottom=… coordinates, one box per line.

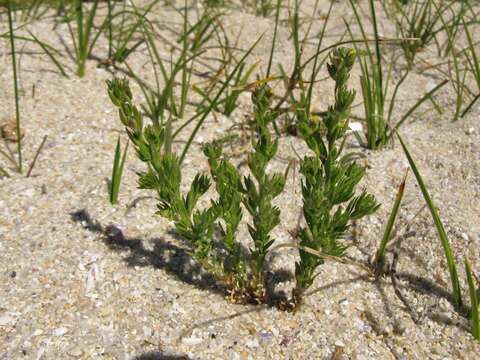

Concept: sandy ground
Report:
left=1, top=0, right=480, bottom=359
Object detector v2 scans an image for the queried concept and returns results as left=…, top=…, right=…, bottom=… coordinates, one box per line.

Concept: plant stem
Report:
left=26, top=135, right=48, bottom=178
left=7, top=0, right=22, bottom=172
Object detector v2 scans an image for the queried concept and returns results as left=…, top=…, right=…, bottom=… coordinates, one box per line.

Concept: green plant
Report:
left=255, top=0, right=275, bottom=17
left=347, top=0, right=447, bottom=150
left=240, top=0, right=275, bottom=17
left=195, top=0, right=281, bottom=121
left=108, top=47, right=383, bottom=307
left=291, top=48, right=380, bottom=306
left=0, top=2, right=51, bottom=177
left=459, top=19, right=480, bottom=118
left=0, top=0, right=53, bottom=21
left=63, top=0, right=103, bottom=77
left=109, top=136, right=129, bottom=204
left=397, top=132, right=462, bottom=308
left=449, top=47, right=468, bottom=121
left=372, top=171, right=407, bottom=274
left=105, top=0, right=159, bottom=64
left=267, top=0, right=333, bottom=135
left=465, top=258, right=479, bottom=340
left=107, top=75, right=283, bottom=303
left=193, top=59, right=258, bottom=117
left=108, top=29, right=260, bottom=158
left=202, top=141, right=246, bottom=297
left=127, top=3, right=215, bottom=127
left=391, top=0, right=455, bottom=65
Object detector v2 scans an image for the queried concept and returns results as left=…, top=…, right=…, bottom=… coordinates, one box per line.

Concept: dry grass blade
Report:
left=26, top=135, right=48, bottom=178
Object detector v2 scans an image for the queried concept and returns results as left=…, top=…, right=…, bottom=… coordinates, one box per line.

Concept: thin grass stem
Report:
left=7, top=0, right=21, bottom=172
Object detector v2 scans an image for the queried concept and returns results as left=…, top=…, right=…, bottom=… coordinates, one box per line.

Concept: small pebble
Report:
left=67, top=346, right=84, bottom=357
left=0, top=314, right=15, bottom=326
left=182, top=336, right=203, bottom=346
left=258, top=331, right=273, bottom=340
left=32, top=329, right=43, bottom=336
left=143, top=326, right=153, bottom=337
left=246, top=338, right=259, bottom=349
left=465, top=127, right=475, bottom=135
left=335, top=340, right=345, bottom=347
left=53, top=327, right=68, bottom=336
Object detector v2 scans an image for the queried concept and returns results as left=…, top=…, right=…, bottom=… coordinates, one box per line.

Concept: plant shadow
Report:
left=132, top=351, right=191, bottom=360
left=71, top=209, right=221, bottom=294
left=70, top=209, right=293, bottom=305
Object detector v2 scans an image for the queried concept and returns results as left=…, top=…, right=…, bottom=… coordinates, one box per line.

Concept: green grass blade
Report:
left=266, top=0, right=281, bottom=78
left=461, top=93, right=480, bottom=118
left=373, top=170, right=407, bottom=271
left=107, top=0, right=113, bottom=59
left=0, top=164, right=10, bottom=177
left=179, top=35, right=263, bottom=164
left=110, top=137, right=129, bottom=204
left=464, top=20, right=480, bottom=84
left=7, top=0, right=21, bottom=172
left=397, top=132, right=462, bottom=308
left=368, top=0, right=383, bottom=104
left=27, top=30, right=68, bottom=77
left=465, top=258, right=479, bottom=340
left=390, top=80, right=448, bottom=138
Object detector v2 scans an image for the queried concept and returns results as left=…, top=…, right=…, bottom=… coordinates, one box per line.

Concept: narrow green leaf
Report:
left=373, top=170, right=407, bottom=271
left=110, top=137, right=129, bottom=204
left=465, top=258, right=479, bottom=340
left=397, top=132, right=462, bottom=308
